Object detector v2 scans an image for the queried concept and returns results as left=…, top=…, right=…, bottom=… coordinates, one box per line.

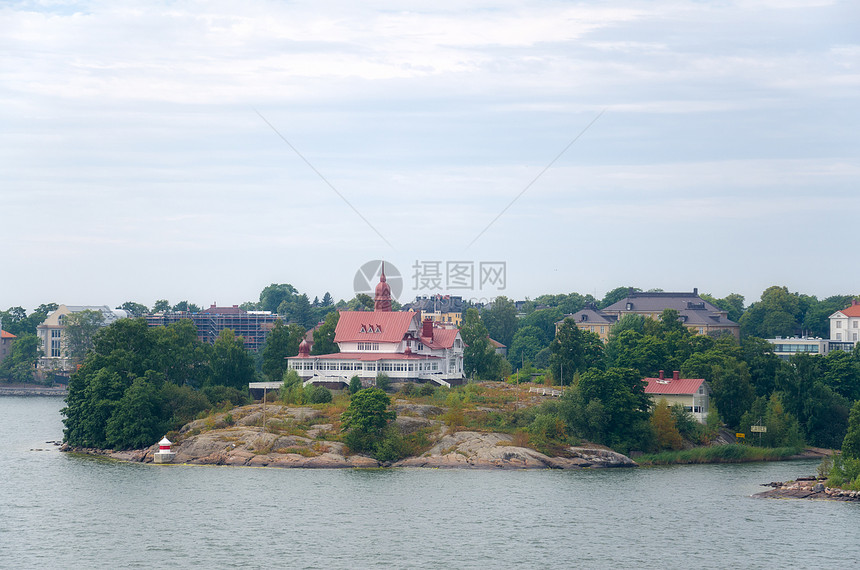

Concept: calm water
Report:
left=1, top=397, right=858, bottom=569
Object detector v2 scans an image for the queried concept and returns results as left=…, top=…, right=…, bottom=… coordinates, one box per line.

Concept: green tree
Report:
left=600, top=287, right=640, bottom=309
left=349, top=375, right=362, bottom=394
left=651, top=398, right=684, bottom=450
left=842, top=400, right=860, bottom=460
left=262, top=320, right=292, bottom=382
left=311, top=311, right=340, bottom=355
left=152, top=319, right=210, bottom=388
left=701, top=293, right=745, bottom=324
left=682, top=349, right=754, bottom=430
left=740, top=286, right=802, bottom=338
left=341, top=388, right=395, bottom=453
left=117, top=301, right=149, bottom=318
left=64, top=309, right=106, bottom=363
left=0, top=333, right=42, bottom=383
left=259, top=283, right=298, bottom=313
left=481, top=296, right=518, bottom=349
left=105, top=376, right=163, bottom=449
left=550, top=318, right=603, bottom=385
left=459, top=308, right=509, bottom=380
left=208, top=329, right=255, bottom=391
left=152, top=299, right=171, bottom=312
left=508, top=325, right=547, bottom=367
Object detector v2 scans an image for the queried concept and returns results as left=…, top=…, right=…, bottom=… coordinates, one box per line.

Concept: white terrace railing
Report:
left=529, top=386, right=563, bottom=397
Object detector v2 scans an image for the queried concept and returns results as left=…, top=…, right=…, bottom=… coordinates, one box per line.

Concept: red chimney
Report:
left=422, top=318, right=433, bottom=339
left=673, top=370, right=679, bottom=381
left=658, top=370, right=664, bottom=380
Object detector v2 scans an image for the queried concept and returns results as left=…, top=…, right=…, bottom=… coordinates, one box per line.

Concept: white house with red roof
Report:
left=829, top=300, right=860, bottom=346
left=644, top=370, right=710, bottom=423
left=287, top=266, right=465, bottom=387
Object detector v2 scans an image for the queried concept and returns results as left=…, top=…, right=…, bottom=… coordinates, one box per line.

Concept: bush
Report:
left=375, top=373, right=391, bottom=392
left=417, top=383, right=435, bottom=397
left=201, top=385, right=249, bottom=408
left=399, top=382, right=415, bottom=396
left=348, top=375, right=362, bottom=395
left=308, top=385, right=332, bottom=404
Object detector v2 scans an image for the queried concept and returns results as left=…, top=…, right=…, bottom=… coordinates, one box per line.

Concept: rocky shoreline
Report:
left=60, top=403, right=637, bottom=470
left=753, top=477, right=860, bottom=502
left=61, top=430, right=636, bottom=470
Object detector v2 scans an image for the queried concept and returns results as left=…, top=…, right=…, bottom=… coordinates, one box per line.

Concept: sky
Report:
left=2, top=0, right=859, bottom=313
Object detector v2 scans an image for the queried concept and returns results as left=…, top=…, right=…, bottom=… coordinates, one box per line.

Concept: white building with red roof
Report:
left=643, top=370, right=710, bottom=423
left=287, top=265, right=465, bottom=387
left=829, top=300, right=860, bottom=346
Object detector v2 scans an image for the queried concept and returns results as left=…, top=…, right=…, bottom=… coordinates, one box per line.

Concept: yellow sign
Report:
left=736, top=433, right=745, bottom=439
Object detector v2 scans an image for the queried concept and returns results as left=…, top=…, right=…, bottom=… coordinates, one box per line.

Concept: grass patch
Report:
left=637, top=445, right=803, bottom=466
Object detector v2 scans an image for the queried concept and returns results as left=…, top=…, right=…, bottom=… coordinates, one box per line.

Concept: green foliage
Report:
left=0, top=303, right=57, bottom=337
left=261, top=320, right=305, bottom=382
left=651, top=399, right=684, bottom=450
left=417, top=382, right=436, bottom=397
left=739, top=285, right=802, bottom=338
left=375, top=373, right=391, bottom=392
left=842, top=400, right=860, bottom=460
left=311, top=311, right=340, bottom=356
left=308, top=385, right=333, bottom=404
left=481, top=296, right=518, bottom=349
left=64, top=309, right=105, bottom=362
left=738, top=393, right=804, bottom=448
left=105, top=377, right=162, bottom=449
left=459, top=308, right=509, bottom=380
left=827, top=454, right=860, bottom=490
left=549, top=319, right=603, bottom=385
left=208, top=329, right=256, bottom=391
left=62, top=317, right=257, bottom=449
left=117, top=301, right=149, bottom=318
left=638, top=445, right=801, bottom=465
left=341, top=388, right=395, bottom=453
left=0, top=333, right=42, bottom=383
left=348, top=375, right=362, bottom=394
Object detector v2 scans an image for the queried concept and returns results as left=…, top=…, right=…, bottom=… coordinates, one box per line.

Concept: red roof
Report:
left=1, top=330, right=15, bottom=339
left=488, top=338, right=505, bottom=348
left=334, top=310, right=420, bottom=343
left=421, top=327, right=459, bottom=350
left=643, top=377, right=705, bottom=395
left=835, top=303, right=860, bottom=318
left=289, top=351, right=439, bottom=361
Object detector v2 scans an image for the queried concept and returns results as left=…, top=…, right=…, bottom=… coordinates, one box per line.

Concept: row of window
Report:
left=835, top=320, right=859, bottom=329
left=290, top=360, right=441, bottom=372
left=356, top=343, right=380, bottom=350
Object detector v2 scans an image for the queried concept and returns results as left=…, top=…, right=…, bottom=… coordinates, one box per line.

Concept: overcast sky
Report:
left=2, top=0, right=858, bottom=312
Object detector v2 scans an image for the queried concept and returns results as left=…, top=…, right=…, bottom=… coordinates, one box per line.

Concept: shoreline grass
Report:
left=637, top=445, right=803, bottom=466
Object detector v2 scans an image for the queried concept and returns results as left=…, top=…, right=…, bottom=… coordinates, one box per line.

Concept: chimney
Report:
left=693, top=287, right=698, bottom=295
left=422, top=318, right=433, bottom=339
left=673, top=370, right=679, bottom=381
left=659, top=370, right=664, bottom=380
left=853, top=299, right=859, bottom=306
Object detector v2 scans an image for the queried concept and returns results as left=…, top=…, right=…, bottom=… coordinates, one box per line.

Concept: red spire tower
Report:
left=374, top=262, right=392, bottom=312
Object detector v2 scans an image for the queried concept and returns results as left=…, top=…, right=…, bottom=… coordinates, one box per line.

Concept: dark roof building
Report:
left=559, top=288, right=740, bottom=341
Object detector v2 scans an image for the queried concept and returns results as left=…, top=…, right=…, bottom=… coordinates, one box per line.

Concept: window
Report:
left=837, top=333, right=842, bottom=340
left=51, top=329, right=61, bottom=338
left=854, top=333, right=858, bottom=342
left=854, top=321, right=858, bottom=329
left=51, top=339, right=61, bottom=357
left=837, top=321, right=842, bottom=328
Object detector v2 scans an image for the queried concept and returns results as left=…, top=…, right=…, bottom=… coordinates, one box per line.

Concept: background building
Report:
left=36, top=305, right=128, bottom=377
left=145, top=304, right=279, bottom=353
left=559, top=289, right=740, bottom=341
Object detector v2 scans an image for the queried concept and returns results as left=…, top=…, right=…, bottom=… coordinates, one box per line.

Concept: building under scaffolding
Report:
left=145, top=304, right=279, bottom=353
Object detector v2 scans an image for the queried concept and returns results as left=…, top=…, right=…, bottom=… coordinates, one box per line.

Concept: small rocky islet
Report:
left=62, top=401, right=636, bottom=470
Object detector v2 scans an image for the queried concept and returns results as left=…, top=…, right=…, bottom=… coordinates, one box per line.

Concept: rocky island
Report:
left=64, top=400, right=637, bottom=470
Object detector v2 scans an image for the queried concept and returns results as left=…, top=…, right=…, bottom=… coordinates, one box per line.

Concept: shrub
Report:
left=348, top=375, right=362, bottom=395
left=417, top=383, right=435, bottom=397
left=308, top=385, right=333, bottom=404
left=375, top=373, right=391, bottom=392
